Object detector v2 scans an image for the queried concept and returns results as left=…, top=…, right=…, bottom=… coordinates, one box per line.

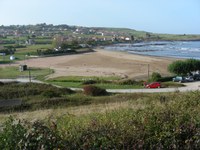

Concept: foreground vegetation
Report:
left=0, top=82, right=200, bottom=149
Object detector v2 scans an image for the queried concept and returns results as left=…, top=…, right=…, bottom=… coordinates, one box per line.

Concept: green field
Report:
left=46, top=76, right=143, bottom=89
left=0, top=44, right=53, bottom=63
left=0, top=66, right=53, bottom=80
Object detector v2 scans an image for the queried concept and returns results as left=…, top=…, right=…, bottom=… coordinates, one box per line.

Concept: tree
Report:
left=168, top=59, right=200, bottom=75
left=146, top=32, right=151, bottom=38
left=71, top=40, right=79, bottom=46
left=52, top=35, right=63, bottom=49
left=131, top=35, right=135, bottom=41
left=185, top=59, right=200, bottom=72
left=168, top=60, right=188, bottom=75
left=150, top=72, right=161, bottom=81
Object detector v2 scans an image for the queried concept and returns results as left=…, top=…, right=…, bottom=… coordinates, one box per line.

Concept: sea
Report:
left=104, top=41, right=200, bottom=59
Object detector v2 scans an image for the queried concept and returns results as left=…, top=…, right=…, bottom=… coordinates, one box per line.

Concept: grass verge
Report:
left=0, top=66, right=53, bottom=79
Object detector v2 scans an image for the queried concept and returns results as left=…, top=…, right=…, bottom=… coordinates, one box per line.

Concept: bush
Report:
left=42, top=90, right=61, bottom=98
left=118, top=79, right=140, bottom=85
left=157, top=76, right=174, bottom=82
left=0, top=117, right=65, bottom=149
left=83, top=85, right=108, bottom=96
left=0, top=117, right=26, bottom=150
left=0, top=81, right=4, bottom=86
left=149, top=72, right=161, bottom=82
left=82, top=80, right=97, bottom=85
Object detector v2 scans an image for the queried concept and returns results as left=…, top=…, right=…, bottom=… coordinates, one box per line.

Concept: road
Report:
left=107, top=82, right=200, bottom=93
left=0, top=78, right=43, bottom=83
left=1, top=78, right=200, bottom=93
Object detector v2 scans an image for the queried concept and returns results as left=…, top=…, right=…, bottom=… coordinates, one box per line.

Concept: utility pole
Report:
left=29, top=68, right=31, bottom=82
left=148, top=64, right=150, bottom=79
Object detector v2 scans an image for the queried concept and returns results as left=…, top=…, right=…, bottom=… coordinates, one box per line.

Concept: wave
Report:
left=104, top=41, right=200, bottom=59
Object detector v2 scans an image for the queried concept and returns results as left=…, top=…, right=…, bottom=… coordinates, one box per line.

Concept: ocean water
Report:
left=104, top=41, right=200, bottom=59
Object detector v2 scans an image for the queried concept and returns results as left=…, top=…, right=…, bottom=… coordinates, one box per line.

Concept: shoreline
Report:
left=102, top=40, right=200, bottom=60
left=98, top=47, right=181, bottom=60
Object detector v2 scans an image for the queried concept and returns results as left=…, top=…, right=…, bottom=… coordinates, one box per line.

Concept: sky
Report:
left=0, top=0, right=200, bottom=34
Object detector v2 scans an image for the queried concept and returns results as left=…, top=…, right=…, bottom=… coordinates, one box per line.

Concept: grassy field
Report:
left=0, top=44, right=53, bottom=62
left=46, top=76, right=144, bottom=89
left=0, top=66, right=53, bottom=80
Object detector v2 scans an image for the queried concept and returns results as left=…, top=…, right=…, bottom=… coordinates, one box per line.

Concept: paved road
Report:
left=107, top=82, right=200, bottom=93
left=62, top=82, right=200, bottom=93
left=0, top=78, right=43, bottom=83
left=1, top=78, right=200, bottom=93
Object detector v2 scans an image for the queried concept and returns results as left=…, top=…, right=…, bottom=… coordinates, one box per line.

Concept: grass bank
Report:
left=1, top=88, right=200, bottom=149
left=0, top=66, right=53, bottom=80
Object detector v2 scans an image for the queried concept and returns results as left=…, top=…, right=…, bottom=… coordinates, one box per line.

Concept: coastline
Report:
left=102, top=41, right=200, bottom=60
left=98, top=47, right=182, bottom=60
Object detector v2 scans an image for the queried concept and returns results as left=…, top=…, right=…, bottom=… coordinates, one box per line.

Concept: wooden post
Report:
left=29, top=68, right=31, bottom=82
left=148, top=64, right=150, bottom=79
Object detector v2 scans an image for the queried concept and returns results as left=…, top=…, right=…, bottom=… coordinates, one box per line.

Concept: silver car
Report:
left=172, top=76, right=186, bottom=83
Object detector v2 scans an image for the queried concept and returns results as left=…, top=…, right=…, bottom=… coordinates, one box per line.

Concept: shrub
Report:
left=0, top=117, right=65, bottom=149
left=42, top=90, right=61, bottom=98
left=83, top=85, right=107, bottom=96
left=59, top=87, right=74, bottom=94
left=40, top=98, right=68, bottom=107
left=157, top=76, right=174, bottom=82
left=0, top=81, right=4, bottom=86
left=118, top=79, right=140, bottom=85
left=0, top=117, right=26, bottom=150
left=18, top=121, right=64, bottom=149
left=82, top=80, right=97, bottom=85
left=149, top=72, right=161, bottom=82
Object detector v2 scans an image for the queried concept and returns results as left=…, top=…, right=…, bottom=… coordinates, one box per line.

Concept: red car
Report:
left=144, top=82, right=161, bottom=88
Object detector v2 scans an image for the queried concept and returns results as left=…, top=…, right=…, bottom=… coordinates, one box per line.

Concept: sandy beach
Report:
left=2, top=48, right=177, bottom=80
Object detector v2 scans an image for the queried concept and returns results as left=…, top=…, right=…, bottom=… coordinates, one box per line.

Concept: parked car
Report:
left=145, top=82, right=161, bottom=88
left=185, top=76, right=194, bottom=82
left=172, top=76, right=186, bottom=83
left=193, top=74, right=200, bottom=81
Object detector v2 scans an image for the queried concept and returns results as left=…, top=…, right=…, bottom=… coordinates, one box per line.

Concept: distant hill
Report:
left=0, top=23, right=200, bottom=42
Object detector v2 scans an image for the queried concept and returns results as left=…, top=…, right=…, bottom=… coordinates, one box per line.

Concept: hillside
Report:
left=0, top=82, right=200, bottom=149
left=1, top=24, right=200, bottom=45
